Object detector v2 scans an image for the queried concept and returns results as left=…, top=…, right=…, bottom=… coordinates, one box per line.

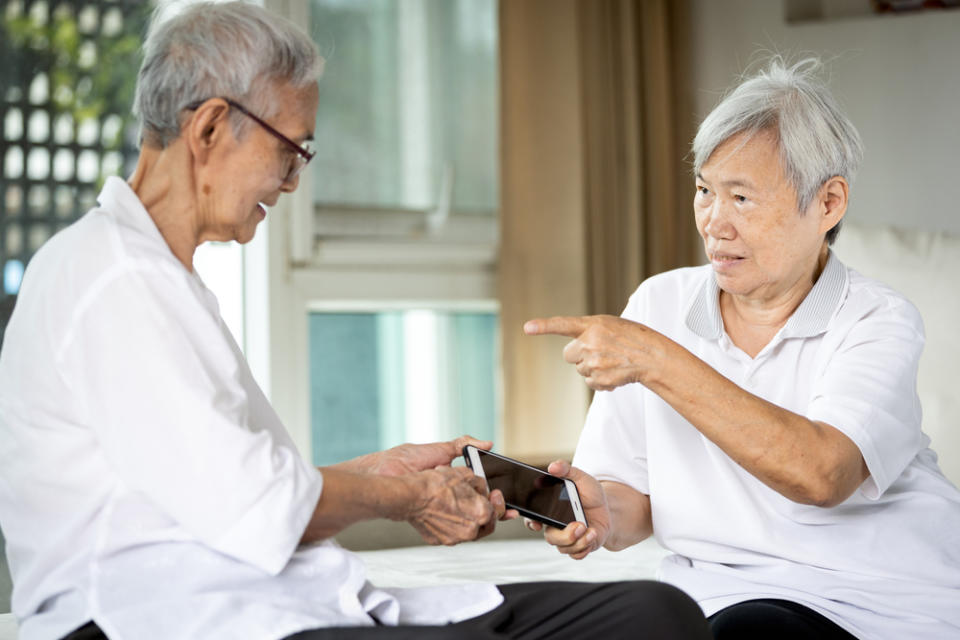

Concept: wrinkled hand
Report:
left=525, top=461, right=612, bottom=560
left=524, top=315, right=667, bottom=391
left=361, top=435, right=494, bottom=477
left=406, top=466, right=504, bottom=545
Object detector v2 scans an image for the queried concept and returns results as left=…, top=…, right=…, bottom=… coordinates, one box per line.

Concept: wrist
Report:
left=328, top=450, right=381, bottom=475
left=384, top=473, right=422, bottom=522
left=640, top=332, right=683, bottom=392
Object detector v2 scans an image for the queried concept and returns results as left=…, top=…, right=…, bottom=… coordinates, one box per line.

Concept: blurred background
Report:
left=2, top=0, right=959, bottom=611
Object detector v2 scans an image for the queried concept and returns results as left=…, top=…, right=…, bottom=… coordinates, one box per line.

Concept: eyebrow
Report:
left=696, top=172, right=756, bottom=191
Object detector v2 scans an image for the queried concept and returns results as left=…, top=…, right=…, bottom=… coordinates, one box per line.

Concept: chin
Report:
left=713, top=272, right=753, bottom=296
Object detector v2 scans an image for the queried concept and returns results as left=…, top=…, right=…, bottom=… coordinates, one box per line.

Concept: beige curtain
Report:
left=499, top=0, right=697, bottom=461
left=579, top=0, right=698, bottom=315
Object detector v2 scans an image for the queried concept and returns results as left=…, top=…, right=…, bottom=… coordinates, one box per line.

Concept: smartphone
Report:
left=463, top=445, right=587, bottom=530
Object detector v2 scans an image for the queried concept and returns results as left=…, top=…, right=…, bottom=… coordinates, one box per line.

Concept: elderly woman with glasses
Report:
left=525, top=57, right=960, bottom=640
left=0, top=3, right=715, bottom=640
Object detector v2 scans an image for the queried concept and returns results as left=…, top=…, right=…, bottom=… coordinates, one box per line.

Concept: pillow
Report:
left=835, top=222, right=960, bottom=488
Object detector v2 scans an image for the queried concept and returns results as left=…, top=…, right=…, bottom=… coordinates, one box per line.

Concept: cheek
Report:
left=693, top=207, right=709, bottom=235
left=747, top=216, right=815, bottom=267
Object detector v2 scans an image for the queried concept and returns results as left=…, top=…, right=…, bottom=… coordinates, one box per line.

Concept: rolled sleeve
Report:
left=59, top=264, right=321, bottom=574
left=807, top=296, right=926, bottom=499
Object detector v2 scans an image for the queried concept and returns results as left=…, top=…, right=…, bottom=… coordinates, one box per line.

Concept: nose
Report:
left=700, top=199, right=736, bottom=241
left=280, top=172, right=301, bottom=193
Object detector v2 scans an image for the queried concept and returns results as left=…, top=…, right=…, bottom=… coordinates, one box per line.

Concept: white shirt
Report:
left=574, top=255, right=960, bottom=640
left=0, top=177, right=501, bottom=640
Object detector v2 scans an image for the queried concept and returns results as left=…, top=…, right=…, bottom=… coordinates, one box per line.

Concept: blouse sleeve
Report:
left=573, top=386, right=650, bottom=495
left=56, top=262, right=323, bottom=575
left=806, top=290, right=926, bottom=500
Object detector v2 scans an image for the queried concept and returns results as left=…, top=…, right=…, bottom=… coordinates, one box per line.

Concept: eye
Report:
left=734, top=194, right=747, bottom=203
left=696, top=185, right=709, bottom=196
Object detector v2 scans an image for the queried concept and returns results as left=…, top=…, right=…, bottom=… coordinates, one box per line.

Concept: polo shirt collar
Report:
left=685, top=250, right=848, bottom=340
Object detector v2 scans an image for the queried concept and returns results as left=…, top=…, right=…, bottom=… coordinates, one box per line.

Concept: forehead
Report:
left=272, top=81, right=319, bottom=128
left=700, top=129, right=787, bottom=187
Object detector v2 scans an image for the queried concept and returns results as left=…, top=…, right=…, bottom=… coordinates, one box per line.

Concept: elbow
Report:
left=793, top=470, right=860, bottom=508
left=803, top=489, right=846, bottom=509
left=788, top=440, right=868, bottom=508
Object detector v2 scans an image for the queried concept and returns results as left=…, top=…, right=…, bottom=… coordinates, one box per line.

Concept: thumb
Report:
left=547, top=459, right=576, bottom=479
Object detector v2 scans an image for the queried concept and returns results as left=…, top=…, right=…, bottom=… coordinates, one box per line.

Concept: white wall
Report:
left=686, top=0, right=960, bottom=234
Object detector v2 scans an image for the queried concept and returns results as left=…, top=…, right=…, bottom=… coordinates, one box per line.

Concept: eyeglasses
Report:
left=185, top=97, right=315, bottom=182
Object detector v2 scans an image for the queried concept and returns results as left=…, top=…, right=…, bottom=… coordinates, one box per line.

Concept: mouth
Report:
left=256, top=202, right=267, bottom=219
left=708, top=251, right=745, bottom=270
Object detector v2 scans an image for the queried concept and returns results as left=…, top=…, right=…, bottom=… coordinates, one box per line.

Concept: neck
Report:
left=720, top=244, right=829, bottom=356
left=127, top=141, right=201, bottom=272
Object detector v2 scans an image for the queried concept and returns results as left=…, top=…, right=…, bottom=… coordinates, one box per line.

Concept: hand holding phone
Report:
left=463, top=445, right=587, bottom=530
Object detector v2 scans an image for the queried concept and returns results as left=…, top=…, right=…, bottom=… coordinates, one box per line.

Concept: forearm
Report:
left=300, top=467, right=413, bottom=543
left=301, top=464, right=497, bottom=546
left=601, top=481, right=653, bottom=551
left=646, top=341, right=867, bottom=506
left=326, top=452, right=382, bottom=476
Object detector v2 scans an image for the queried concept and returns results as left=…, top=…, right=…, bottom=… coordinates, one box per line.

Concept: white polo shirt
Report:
left=574, top=255, right=960, bottom=639
left=0, top=177, right=501, bottom=640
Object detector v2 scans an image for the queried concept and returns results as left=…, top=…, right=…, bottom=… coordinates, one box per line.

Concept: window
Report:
left=309, top=308, right=498, bottom=465
left=310, top=0, right=498, bottom=214
left=254, top=0, right=502, bottom=463
left=0, top=0, right=149, bottom=347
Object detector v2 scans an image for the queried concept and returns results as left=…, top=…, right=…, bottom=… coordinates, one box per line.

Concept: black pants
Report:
left=288, top=581, right=711, bottom=640
left=60, top=581, right=709, bottom=640
left=61, top=589, right=860, bottom=640
left=708, top=598, right=859, bottom=640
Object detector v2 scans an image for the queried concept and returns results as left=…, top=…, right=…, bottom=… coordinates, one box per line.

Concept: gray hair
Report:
left=692, top=56, right=863, bottom=245
left=134, top=1, right=324, bottom=147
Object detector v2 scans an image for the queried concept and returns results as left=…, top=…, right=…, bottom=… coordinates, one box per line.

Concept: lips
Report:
left=709, top=253, right=743, bottom=262
left=708, top=251, right=745, bottom=271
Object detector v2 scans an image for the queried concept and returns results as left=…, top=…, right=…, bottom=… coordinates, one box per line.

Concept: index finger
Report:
left=523, top=316, right=589, bottom=338
left=450, top=435, right=493, bottom=457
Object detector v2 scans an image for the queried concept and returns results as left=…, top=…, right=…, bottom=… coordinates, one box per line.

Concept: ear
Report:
left=816, top=176, right=849, bottom=237
left=182, top=98, right=232, bottom=166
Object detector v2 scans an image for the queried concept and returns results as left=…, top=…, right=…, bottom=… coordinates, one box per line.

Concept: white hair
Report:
left=134, top=0, right=324, bottom=147
left=692, top=56, right=863, bottom=244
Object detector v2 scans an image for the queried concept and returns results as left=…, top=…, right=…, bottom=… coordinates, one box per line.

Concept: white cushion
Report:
left=358, top=537, right=669, bottom=588
left=835, top=222, right=960, bottom=487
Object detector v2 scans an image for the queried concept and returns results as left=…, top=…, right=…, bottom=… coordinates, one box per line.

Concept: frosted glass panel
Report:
left=310, top=0, right=498, bottom=213
left=309, top=310, right=498, bottom=466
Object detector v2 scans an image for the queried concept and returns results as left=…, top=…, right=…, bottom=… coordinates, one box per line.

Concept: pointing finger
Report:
left=524, top=316, right=590, bottom=338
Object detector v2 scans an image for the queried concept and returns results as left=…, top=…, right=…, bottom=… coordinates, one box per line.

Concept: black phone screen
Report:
left=474, top=449, right=577, bottom=526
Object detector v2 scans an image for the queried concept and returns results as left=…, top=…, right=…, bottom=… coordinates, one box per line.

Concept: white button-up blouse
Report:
left=0, top=177, right=501, bottom=640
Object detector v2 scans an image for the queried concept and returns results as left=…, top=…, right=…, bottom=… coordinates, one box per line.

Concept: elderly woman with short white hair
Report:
left=527, top=58, right=960, bottom=639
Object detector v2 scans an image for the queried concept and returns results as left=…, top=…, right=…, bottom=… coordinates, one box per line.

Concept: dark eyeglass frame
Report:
left=184, top=97, right=315, bottom=180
